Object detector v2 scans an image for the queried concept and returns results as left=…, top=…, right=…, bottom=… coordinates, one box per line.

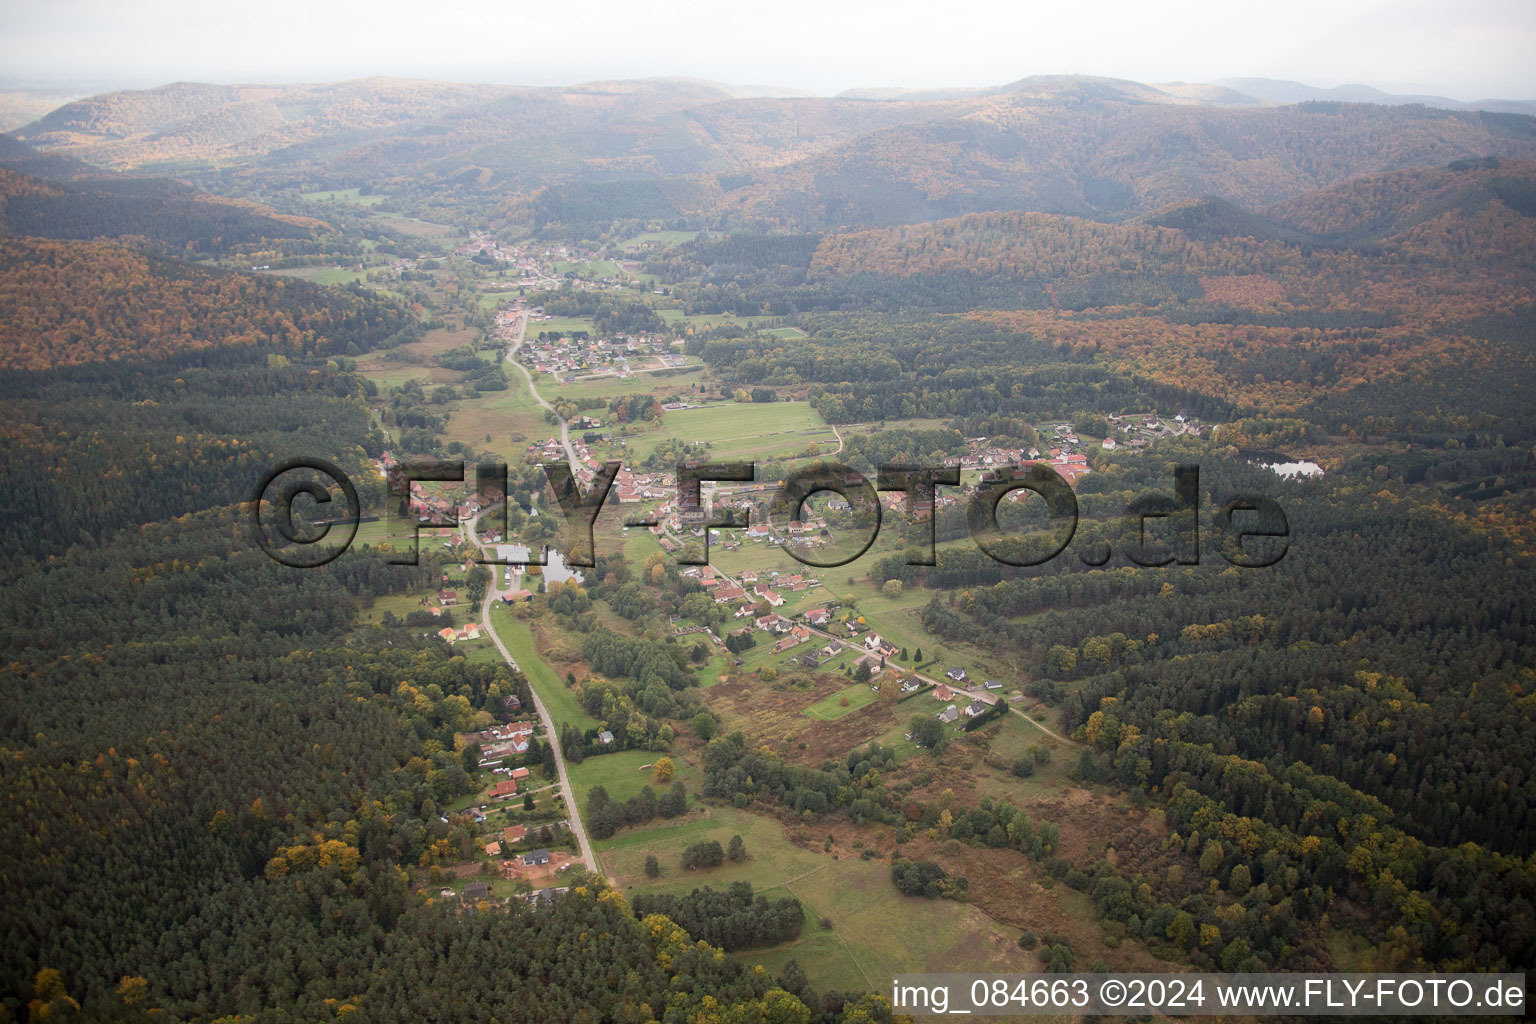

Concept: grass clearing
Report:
left=618, top=230, right=699, bottom=248
left=299, top=187, right=388, bottom=206
left=526, top=316, right=596, bottom=338
left=601, top=803, right=1035, bottom=993
left=567, top=748, right=696, bottom=809
left=803, top=682, right=881, bottom=721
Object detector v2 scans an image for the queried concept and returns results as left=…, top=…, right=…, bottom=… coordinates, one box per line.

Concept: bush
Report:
left=644, top=855, right=660, bottom=878
left=1017, top=930, right=1037, bottom=950
left=1011, top=757, right=1036, bottom=778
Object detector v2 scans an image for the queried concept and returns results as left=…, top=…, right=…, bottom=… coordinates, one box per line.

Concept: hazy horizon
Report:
left=2, top=0, right=1533, bottom=102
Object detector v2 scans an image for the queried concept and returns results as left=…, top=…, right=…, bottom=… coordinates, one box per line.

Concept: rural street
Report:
left=800, top=623, right=1076, bottom=746
left=504, top=312, right=581, bottom=476
left=466, top=508, right=601, bottom=878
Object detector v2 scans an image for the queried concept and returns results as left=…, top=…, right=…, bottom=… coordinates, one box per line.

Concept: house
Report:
left=853, top=653, right=884, bottom=676
left=946, top=667, right=968, bottom=683
left=938, top=705, right=959, bottom=724
left=485, top=841, right=502, bottom=857
left=964, top=699, right=989, bottom=718
left=523, top=848, right=551, bottom=867
left=598, top=730, right=615, bottom=745
left=439, top=589, right=458, bottom=606
left=933, top=685, right=954, bottom=701
left=510, top=767, right=531, bottom=781
left=714, top=584, right=746, bottom=604
left=464, top=881, right=491, bottom=900
left=502, top=589, right=533, bottom=603
left=774, top=626, right=811, bottom=652
left=503, top=825, right=527, bottom=845
left=805, top=607, right=832, bottom=626
left=754, top=585, right=784, bottom=607
left=818, top=643, right=841, bottom=660
left=491, top=779, right=518, bottom=800
left=459, top=622, right=482, bottom=641
left=983, top=680, right=1004, bottom=690
left=439, top=627, right=458, bottom=644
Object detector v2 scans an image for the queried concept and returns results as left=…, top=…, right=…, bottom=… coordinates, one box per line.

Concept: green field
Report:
left=554, top=259, right=622, bottom=280
left=802, top=682, right=881, bottom=720
left=655, top=309, right=782, bottom=330
left=488, top=605, right=598, bottom=731
left=299, top=187, right=388, bottom=206
left=625, top=401, right=837, bottom=462
left=618, top=230, right=699, bottom=248
left=599, top=804, right=1035, bottom=992
left=270, top=266, right=373, bottom=286
left=567, top=748, right=697, bottom=809
left=527, top=316, right=596, bottom=337
left=443, top=375, right=552, bottom=457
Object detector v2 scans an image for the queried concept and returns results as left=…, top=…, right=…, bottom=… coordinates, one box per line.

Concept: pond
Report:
left=493, top=544, right=585, bottom=585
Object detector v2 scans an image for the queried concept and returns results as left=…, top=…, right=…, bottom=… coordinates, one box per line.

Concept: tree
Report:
left=644, top=855, right=660, bottom=878
left=682, top=839, right=725, bottom=870
left=728, top=834, right=747, bottom=862
left=523, top=792, right=535, bottom=811
left=653, top=756, right=675, bottom=784
left=853, top=660, right=873, bottom=684
left=882, top=579, right=902, bottom=596
left=692, top=712, right=718, bottom=741
left=909, top=714, right=945, bottom=752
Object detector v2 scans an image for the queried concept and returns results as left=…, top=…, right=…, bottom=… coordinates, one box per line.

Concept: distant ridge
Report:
left=1214, top=77, right=1536, bottom=117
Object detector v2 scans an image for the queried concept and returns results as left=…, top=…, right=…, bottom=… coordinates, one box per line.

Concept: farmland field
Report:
left=624, top=401, right=837, bottom=462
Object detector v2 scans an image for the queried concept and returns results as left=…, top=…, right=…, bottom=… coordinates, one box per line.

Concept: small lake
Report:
left=493, top=544, right=585, bottom=585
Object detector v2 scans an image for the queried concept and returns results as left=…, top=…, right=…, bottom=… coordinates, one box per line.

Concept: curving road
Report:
left=504, top=312, right=580, bottom=476
left=467, top=510, right=600, bottom=877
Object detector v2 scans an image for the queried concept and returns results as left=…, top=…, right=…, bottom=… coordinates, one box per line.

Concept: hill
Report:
left=693, top=97, right=1536, bottom=229
left=12, top=77, right=742, bottom=175
left=0, top=165, right=322, bottom=251
left=0, top=235, right=413, bottom=370
left=17, top=75, right=1536, bottom=235
left=1265, top=156, right=1536, bottom=245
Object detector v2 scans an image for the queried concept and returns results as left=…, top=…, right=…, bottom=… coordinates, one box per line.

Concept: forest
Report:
left=0, top=233, right=895, bottom=1022
left=4, top=67, right=1536, bottom=1018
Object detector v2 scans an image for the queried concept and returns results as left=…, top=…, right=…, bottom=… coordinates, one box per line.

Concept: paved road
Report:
left=504, top=313, right=580, bottom=476
left=467, top=509, right=601, bottom=877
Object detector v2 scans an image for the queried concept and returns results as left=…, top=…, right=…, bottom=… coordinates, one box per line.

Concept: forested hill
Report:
left=0, top=166, right=323, bottom=253
left=15, top=75, right=1536, bottom=233
left=0, top=234, right=414, bottom=370
left=0, top=252, right=885, bottom=1022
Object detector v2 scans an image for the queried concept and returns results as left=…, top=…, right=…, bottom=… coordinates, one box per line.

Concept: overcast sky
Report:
left=2, top=0, right=1533, bottom=100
